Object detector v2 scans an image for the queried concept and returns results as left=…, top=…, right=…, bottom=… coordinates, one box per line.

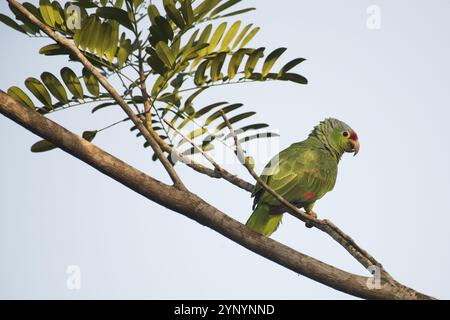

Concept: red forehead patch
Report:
left=350, top=131, right=358, bottom=141
left=304, top=192, right=315, bottom=200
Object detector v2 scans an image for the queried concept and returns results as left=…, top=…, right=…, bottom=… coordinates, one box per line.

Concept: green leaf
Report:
left=228, top=48, right=247, bottom=80
left=180, top=43, right=209, bottom=61
left=8, top=2, right=40, bottom=34
left=151, top=75, right=168, bottom=96
left=239, top=26, right=260, bottom=48
left=170, top=73, right=187, bottom=89
left=147, top=54, right=168, bottom=75
left=149, top=25, right=165, bottom=46
left=41, top=72, right=69, bottom=104
left=74, top=0, right=99, bottom=9
left=208, top=22, right=227, bottom=53
left=23, top=3, right=44, bottom=21
left=60, top=67, right=84, bottom=99
left=77, top=15, right=95, bottom=50
left=171, top=36, right=181, bottom=58
left=205, top=103, right=243, bottom=126
left=39, top=43, right=70, bottom=56
left=82, top=68, right=100, bottom=97
left=163, top=0, right=185, bottom=30
left=82, top=130, right=97, bottom=142
left=185, top=87, right=206, bottom=109
left=31, top=139, right=57, bottom=153
left=279, top=73, right=308, bottom=85
left=114, top=0, right=124, bottom=8
left=118, top=36, right=131, bottom=67
left=96, top=7, right=134, bottom=31
left=7, top=86, right=35, bottom=110
left=87, top=16, right=103, bottom=55
left=0, top=13, right=26, bottom=34
left=244, top=47, right=265, bottom=78
left=215, top=111, right=256, bottom=131
left=156, top=16, right=174, bottom=41
left=51, top=1, right=65, bottom=28
left=132, top=0, right=144, bottom=8
left=147, top=4, right=161, bottom=25
left=105, top=21, right=119, bottom=63
left=194, top=102, right=228, bottom=119
left=220, top=20, right=241, bottom=51
left=178, top=29, right=198, bottom=56
left=224, top=123, right=269, bottom=140
left=86, top=16, right=102, bottom=53
left=262, top=47, right=287, bottom=78
left=97, top=21, right=112, bottom=58
left=278, top=58, right=307, bottom=76
left=231, top=23, right=251, bottom=50
left=39, top=0, right=56, bottom=27
left=210, top=0, right=242, bottom=17
left=92, top=102, right=116, bottom=113
left=194, top=0, right=222, bottom=19
left=180, top=0, right=194, bottom=25
left=25, top=77, right=52, bottom=107
left=155, top=42, right=175, bottom=67
left=189, top=25, right=212, bottom=70
left=220, top=8, right=256, bottom=18
left=198, top=24, right=213, bottom=44
left=248, top=72, right=262, bottom=81
left=194, top=60, right=210, bottom=86
left=210, top=52, right=227, bottom=81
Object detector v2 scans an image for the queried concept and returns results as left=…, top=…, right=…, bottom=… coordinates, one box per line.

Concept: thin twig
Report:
left=163, top=119, right=254, bottom=192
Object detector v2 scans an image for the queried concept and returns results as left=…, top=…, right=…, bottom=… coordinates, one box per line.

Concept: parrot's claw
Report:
left=305, top=211, right=317, bottom=229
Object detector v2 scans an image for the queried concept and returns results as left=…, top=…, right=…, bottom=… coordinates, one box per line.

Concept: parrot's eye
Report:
left=342, top=131, right=350, bottom=138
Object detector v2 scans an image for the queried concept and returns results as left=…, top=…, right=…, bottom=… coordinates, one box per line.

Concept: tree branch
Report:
left=5, top=0, right=186, bottom=190
left=0, top=90, right=434, bottom=299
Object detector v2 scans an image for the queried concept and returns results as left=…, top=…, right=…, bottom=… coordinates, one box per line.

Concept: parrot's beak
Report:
left=350, top=139, right=360, bottom=156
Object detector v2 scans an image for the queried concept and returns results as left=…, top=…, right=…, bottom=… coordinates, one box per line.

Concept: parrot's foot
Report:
left=305, top=211, right=317, bottom=229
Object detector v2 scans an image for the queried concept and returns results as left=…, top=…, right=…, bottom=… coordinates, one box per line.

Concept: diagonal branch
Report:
left=5, top=0, right=186, bottom=191
left=0, top=90, right=434, bottom=300
left=163, top=119, right=254, bottom=191
left=220, top=110, right=393, bottom=280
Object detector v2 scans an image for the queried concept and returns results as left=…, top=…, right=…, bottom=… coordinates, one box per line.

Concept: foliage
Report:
left=1, top=0, right=307, bottom=157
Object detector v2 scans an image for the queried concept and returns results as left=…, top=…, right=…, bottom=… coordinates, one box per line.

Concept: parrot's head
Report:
left=310, top=118, right=360, bottom=157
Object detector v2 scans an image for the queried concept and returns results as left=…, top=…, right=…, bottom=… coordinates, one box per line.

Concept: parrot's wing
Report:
left=253, top=144, right=337, bottom=209
left=252, top=145, right=301, bottom=208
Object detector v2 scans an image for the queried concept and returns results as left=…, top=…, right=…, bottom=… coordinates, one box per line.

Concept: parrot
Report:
left=246, top=118, right=360, bottom=236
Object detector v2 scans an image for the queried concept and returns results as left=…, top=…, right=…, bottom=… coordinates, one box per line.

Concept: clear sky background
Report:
left=1, top=0, right=449, bottom=299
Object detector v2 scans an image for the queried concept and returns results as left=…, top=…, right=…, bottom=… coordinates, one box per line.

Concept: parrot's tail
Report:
left=246, top=204, right=283, bottom=237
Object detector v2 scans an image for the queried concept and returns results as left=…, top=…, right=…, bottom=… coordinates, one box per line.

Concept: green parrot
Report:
left=246, top=118, right=360, bottom=236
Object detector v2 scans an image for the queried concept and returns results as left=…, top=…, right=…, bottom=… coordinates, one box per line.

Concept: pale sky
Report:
left=1, top=0, right=449, bottom=299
